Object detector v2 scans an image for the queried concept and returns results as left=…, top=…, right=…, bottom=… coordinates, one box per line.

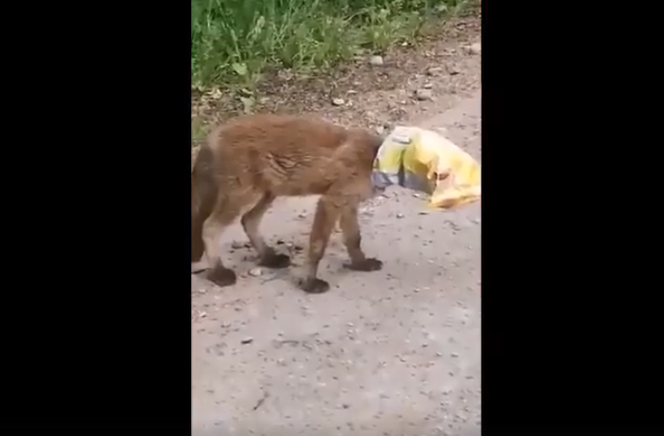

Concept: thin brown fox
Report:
left=191, top=113, right=384, bottom=294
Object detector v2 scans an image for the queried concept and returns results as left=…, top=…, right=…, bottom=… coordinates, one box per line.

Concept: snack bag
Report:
left=372, top=126, right=481, bottom=209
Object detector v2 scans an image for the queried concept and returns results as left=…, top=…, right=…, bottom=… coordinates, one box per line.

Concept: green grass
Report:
left=191, top=0, right=470, bottom=89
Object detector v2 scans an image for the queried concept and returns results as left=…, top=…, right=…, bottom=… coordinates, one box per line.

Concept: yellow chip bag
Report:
left=372, top=126, right=481, bottom=209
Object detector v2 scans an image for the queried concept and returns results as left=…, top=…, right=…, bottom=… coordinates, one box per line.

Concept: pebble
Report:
left=415, top=89, right=433, bottom=101
left=427, top=66, right=444, bottom=76
left=468, top=42, right=481, bottom=55
left=241, top=337, right=253, bottom=344
left=248, top=267, right=263, bottom=277
left=369, top=55, right=384, bottom=66
left=231, top=240, right=245, bottom=249
left=396, top=213, right=405, bottom=218
left=332, top=97, right=345, bottom=106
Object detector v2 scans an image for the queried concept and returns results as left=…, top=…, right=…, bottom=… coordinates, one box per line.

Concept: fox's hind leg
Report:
left=241, top=192, right=291, bottom=269
left=191, top=145, right=217, bottom=264
left=202, top=195, right=244, bottom=287
left=191, top=211, right=207, bottom=264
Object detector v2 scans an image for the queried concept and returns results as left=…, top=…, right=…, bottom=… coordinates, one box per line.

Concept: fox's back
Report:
left=207, top=114, right=379, bottom=196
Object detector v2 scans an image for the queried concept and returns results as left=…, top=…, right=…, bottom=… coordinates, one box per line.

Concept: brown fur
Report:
left=191, top=114, right=384, bottom=293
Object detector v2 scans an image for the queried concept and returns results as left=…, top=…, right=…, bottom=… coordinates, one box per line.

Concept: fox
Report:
left=191, top=113, right=385, bottom=294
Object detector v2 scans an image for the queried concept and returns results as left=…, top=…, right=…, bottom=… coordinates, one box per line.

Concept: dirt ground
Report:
left=191, top=13, right=481, bottom=436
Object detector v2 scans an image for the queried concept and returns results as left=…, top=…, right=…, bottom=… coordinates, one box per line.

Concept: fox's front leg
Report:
left=339, top=203, right=383, bottom=272
left=300, top=196, right=341, bottom=294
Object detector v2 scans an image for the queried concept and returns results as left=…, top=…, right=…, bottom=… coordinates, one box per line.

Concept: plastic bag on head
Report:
left=373, top=126, right=481, bottom=209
